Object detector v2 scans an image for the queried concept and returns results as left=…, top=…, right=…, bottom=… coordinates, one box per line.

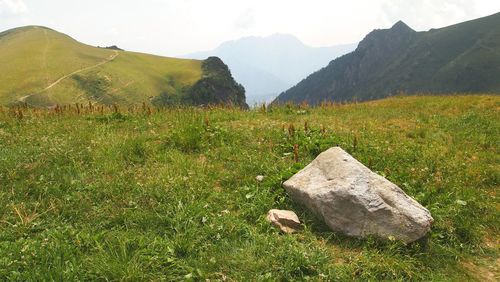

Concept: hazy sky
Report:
left=1, top=0, right=499, bottom=56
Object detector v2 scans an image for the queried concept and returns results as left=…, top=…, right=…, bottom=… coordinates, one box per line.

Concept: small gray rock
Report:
left=283, top=147, right=433, bottom=243
left=266, top=209, right=301, bottom=234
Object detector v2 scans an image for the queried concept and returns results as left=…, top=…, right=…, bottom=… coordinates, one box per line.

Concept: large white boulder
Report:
left=283, top=147, right=433, bottom=243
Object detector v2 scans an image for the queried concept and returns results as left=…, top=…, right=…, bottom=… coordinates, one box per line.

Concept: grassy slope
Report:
left=0, top=96, right=498, bottom=280
left=389, top=13, right=500, bottom=93
left=0, top=26, right=202, bottom=106
left=0, top=26, right=113, bottom=104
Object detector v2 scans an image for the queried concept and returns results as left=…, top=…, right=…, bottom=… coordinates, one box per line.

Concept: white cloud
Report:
left=0, top=0, right=27, bottom=15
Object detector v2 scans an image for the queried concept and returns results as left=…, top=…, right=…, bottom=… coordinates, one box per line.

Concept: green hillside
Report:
left=0, top=96, right=498, bottom=280
left=0, top=26, right=246, bottom=107
left=275, top=12, right=500, bottom=105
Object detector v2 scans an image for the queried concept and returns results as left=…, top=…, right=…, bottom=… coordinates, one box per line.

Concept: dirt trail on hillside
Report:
left=18, top=50, right=119, bottom=103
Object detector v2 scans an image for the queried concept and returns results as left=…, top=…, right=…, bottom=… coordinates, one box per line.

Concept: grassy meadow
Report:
left=0, top=96, right=498, bottom=280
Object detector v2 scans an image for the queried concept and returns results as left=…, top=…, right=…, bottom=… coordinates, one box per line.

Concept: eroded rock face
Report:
left=266, top=209, right=301, bottom=234
left=187, top=57, right=248, bottom=109
left=283, top=147, right=433, bottom=243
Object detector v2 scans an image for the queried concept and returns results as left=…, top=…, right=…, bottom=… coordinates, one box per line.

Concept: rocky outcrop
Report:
left=283, top=147, right=433, bottom=243
left=186, top=57, right=248, bottom=108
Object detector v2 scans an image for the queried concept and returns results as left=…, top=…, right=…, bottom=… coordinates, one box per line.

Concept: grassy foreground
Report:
left=0, top=96, right=498, bottom=281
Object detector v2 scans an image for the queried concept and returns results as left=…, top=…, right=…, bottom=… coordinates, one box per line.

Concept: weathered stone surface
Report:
left=283, top=147, right=433, bottom=243
left=266, top=209, right=301, bottom=234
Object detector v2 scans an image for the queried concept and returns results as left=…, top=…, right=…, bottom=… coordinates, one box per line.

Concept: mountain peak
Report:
left=0, top=25, right=54, bottom=39
left=266, top=33, right=301, bottom=41
left=274, top=12, right=500, bottom=105
left=217, top=33, right=306, bottom=50
left=390, top=20, right=414, bottom=33
left=356, top=19, right=416, bottom=53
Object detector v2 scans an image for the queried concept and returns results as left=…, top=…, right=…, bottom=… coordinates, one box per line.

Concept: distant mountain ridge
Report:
left=184, top=34, right=356, bottom=104
left=0, top=26, right=247, bottom=108
left=275, top=12, right=500, bottom=105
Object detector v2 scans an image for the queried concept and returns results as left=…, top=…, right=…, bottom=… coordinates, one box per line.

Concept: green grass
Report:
left=0, top=26, right=202, bottom=106
left=0, top=96, right=498, bottom=280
